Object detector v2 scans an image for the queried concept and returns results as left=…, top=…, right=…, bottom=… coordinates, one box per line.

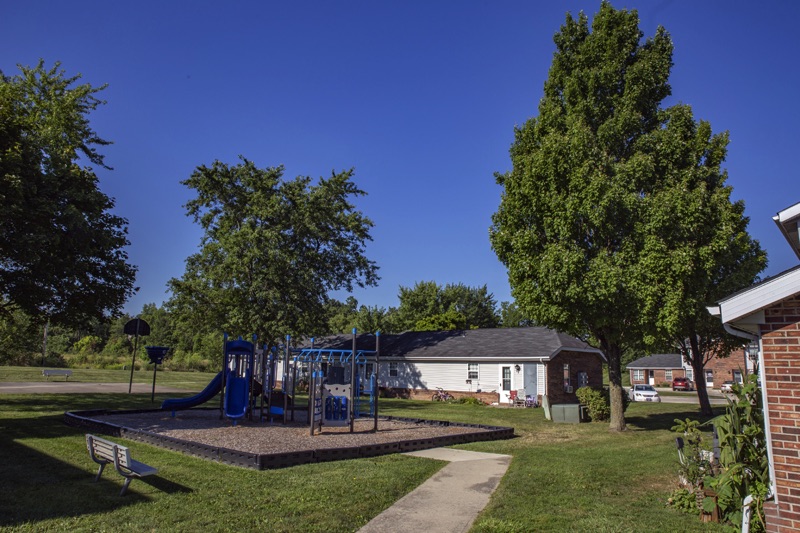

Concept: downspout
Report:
left=720, top=318, right=776, bottom=530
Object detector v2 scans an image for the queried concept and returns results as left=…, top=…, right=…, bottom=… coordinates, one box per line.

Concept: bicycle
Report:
left=431, top=387, right=454, bottom=402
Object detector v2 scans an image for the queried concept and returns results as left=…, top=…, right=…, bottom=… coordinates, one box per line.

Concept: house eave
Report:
left=711, top=266, right=800, bottom=326
left=774, top=201, right=800, bottom=260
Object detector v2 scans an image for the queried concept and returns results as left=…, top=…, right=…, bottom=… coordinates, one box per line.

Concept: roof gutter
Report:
left=723, top=322, right=758, bottom=342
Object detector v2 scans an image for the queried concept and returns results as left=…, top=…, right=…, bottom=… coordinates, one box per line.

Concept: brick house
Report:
left=627, top=350, right=754, bottom=389
left=627, top=354, right=687, bottom=386
left=313, top=327, right=606, bottom=406
left=709, top=201, right=800, bottom=531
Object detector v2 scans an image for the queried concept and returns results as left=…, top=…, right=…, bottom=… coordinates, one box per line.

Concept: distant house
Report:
left=309, top=327, right=606, bottom=405
left=626, top=350, right=754, bottom=388
left=627, top=354, right=686, bottom=386
left=708, top=200, right=800, bottom=532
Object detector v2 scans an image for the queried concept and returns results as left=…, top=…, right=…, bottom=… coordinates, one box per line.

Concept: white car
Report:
left=628, top=384, right=661, bottom=402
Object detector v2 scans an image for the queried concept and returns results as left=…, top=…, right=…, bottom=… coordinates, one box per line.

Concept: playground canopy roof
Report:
left=304, top=327, right=605, bottom=363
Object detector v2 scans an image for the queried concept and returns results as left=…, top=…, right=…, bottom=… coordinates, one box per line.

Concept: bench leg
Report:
left=120, top=477, right=132, bottom=497
left=94, top=463, right=106, bottom=482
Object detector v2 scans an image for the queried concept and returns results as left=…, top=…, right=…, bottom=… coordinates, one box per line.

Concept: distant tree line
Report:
left=0, top=282, right=530, bottom=369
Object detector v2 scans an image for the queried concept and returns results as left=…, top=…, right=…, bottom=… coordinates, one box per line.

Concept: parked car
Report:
left=672, top=377, right=694, bottom=391
left=628, top=384, right=661, bottom=402
left=720, top=380, right=735, bottom=393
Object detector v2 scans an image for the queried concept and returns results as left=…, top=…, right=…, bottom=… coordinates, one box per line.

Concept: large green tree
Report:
left=393, top=281, right=499, bottom=332
left=490, top=3, right=760, bottom=430
left=0, top=61, right=136, bottom=328
left=499, top=301, right=535, bottom=328
left=636, top=105, right=766, bottom=414
left=167, top=158, right=379, bottom=348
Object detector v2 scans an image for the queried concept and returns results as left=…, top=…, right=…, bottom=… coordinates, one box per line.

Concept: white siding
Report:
left=382, top=362, right=500, bottom=392
left=537, top=363, right=546, bottom=397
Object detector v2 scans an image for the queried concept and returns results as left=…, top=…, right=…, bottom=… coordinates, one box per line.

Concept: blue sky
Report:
left=2, top=1, right=798, bottom=315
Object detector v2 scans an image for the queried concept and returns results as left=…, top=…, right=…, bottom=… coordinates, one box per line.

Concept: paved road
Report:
left=649, top=388, right=730, bottom=405
left=0, top=381, right=188, bottom=394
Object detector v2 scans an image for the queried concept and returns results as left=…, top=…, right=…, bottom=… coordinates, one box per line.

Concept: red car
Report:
left=672, top=377, right=693, bottom=391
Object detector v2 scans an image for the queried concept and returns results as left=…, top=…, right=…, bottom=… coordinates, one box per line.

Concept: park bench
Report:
left=86, top=434, right=157, bottom=496
left=42, top=369, right=72, bottom=381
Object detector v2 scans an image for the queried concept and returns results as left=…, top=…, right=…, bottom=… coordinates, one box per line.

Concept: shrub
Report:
left=72, top=335, right=104, bottom=354
left=704, top=375, right=769, bottom=531
left=575, top=386, right=627, bottom=421
left=668, top=375, right=769, bottom=531
left=454, top=396, right=486, bottom=406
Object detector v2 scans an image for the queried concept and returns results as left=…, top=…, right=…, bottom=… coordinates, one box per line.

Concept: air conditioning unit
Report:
left=566, top=386, right=573, bottom=394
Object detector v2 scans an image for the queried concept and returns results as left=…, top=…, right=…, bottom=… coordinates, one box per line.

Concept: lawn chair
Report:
left=513, top=389, right=527, bottom=408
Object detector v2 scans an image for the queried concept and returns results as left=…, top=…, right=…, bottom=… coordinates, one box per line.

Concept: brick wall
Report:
left=380, top=387, right=500, bottom=405
left=629, top=368, right=687, bottom=386
left=546, top=351, right=604, bottom=404
left=760, top=294, right=800, bottom=532
left=705, top=348, right=750, bottom=388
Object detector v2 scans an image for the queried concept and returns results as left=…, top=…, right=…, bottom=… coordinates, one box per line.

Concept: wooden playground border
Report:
left=64, top=409, right=515, bottom=470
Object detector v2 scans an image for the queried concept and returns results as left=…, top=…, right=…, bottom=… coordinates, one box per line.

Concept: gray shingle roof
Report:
left=626, top=353, right=683, bottom=370
left=303, top=327, right=605, bottom=362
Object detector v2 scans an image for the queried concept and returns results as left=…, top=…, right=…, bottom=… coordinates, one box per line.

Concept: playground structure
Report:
left=161, top=330, right=381, bottom=434
left=297, top=329, right=380, bottom=435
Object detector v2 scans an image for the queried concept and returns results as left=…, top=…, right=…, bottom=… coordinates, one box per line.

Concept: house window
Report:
left=733, top=370, right=742, bottom=384
left=665, top=370, right=673, bottom=382
left=468, top=363, right=478, bottom=380
left=577, top=371, right=588, bottom=388
left=365, top=363, right=374, bottom=378
left=632, top=369, right=644, bottom=381
left=502, top=367, right=511, bottom=391
left=705, top=370, right=714, bottom=385
left=686, top=368, right=694, bottom=381
left=389, top=362, right=398, bottom=377
left=563, top=364, right=571, bottom=391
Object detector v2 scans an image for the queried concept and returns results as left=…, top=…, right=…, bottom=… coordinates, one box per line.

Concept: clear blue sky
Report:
left=2, top=1, right=798, bottom=316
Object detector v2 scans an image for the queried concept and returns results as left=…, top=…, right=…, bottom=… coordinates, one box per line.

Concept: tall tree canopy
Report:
left=167, top=158, right=379, bottom=347
left=636, top=104, right=766, bottom=414
left=393, top=281, right=499, bottom=332
left=324, top=297, right=393, bottom=335
left=0, top=61, right=136, bottom=328
left=490, top=2, right=763, bottom=430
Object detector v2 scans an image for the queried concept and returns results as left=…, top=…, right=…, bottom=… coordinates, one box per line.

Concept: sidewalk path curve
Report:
left=358, top=448, right=512, bottom=533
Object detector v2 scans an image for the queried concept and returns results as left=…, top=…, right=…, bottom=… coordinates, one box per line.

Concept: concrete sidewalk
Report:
left=0, top=381, right=187, bottom=394
left=358, top=448, right=512, bottom=533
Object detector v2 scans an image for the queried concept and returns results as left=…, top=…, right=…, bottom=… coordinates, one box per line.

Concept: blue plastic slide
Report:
left=161, top=371, right=223, bottom=413
left=224, top=373, right=249, bottom=423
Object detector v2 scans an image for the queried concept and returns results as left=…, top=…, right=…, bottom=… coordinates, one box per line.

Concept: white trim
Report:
left=756, top=338, right=778, bottom=504
left=709, top=267, right=800, bottom=326
left=773, top=201, right=800, bottom=259
left=551, top=346, right=608, bottom=362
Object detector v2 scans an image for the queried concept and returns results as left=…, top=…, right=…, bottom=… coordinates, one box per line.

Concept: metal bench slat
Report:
left=85, top=434, right=157, bottom=495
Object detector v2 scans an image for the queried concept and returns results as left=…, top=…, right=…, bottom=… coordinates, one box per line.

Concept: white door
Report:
left=500, top=366, right=512, bottom=403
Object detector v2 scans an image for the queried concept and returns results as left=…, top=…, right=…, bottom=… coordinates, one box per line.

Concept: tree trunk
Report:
left=689, top=336, right=714, bottom=416
left=606, top=344, right=627, bottom=431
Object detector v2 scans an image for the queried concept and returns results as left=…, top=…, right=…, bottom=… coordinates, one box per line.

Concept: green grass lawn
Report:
left=0, top=388, right=727, bottom=532
left=0, top=365, right=218, bottom=390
